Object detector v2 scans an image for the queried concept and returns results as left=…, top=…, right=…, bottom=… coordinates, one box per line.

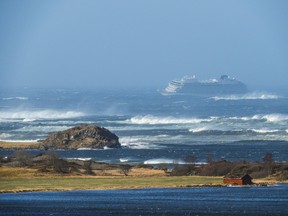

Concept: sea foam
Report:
left=143, top=158, right=206, bottom=165
left=0, top=133, right=13, bottom=139
left=119, top=136, right=164, bottom=149
left=2, top=97, right=28, bottom=100
left=0, top=109, right=85, bottom=121
left=144, top=158, right=184, bottom=165
left=252, top=114, right=288, bottom=123
left=189, top=127, right=209, bottom=133
left=211, top=92, right=281, bottom=101
left=250, top=129, right=280, bottom=134
left=15, top=125, right=71, bottom=133
left=226, top=114, right=288, bottom=123
left=128, top=115, right=209, bottom=125
left=0, top=139, right=38, bottom=142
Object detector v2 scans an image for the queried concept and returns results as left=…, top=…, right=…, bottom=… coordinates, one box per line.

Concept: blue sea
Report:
left=1, top=87, right=288, bottom=215
left=0, top=87, right=288, bottom=164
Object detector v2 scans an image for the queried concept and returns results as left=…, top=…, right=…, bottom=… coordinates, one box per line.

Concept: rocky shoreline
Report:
left=0, top=125, right=121, bottom=150
left=41, top=125, right=121, bottom=150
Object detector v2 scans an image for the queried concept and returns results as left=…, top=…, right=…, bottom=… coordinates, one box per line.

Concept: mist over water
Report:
left=1, top=2, right=287, bottom=215
left=1, top=88, right=288, bottom=164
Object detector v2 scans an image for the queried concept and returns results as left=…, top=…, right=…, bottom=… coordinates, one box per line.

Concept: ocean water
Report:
left=1, top=185, right=288, bottom=215
left=0, top=87, right=288, bottom=164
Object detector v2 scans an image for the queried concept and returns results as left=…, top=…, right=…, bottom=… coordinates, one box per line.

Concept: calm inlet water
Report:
left=1, top=185, right=288, bottom=216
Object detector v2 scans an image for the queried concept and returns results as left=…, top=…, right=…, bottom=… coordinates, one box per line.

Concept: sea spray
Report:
left=211, top=92, right=281, bottom=101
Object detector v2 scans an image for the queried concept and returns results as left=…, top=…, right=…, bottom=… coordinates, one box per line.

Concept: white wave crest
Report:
left=144, top=158, right=184, bottom=165
left=0, top=139, right=38, bottom=142
left=252, top=114, right=288, bottom=122
left=250, top=129, right=279, bottom=134
left=128, top=115, right=209, bottom=125
left=143, top=159, right=206, bottom=165
left=77, top=148, right=96, bottom=150
left=119, top=136, right=163, bottom=149
left=211, top=92, right=281, bottom=101
left=15, top=125, right=70, bottom=133
left=120, top=158, right=129, bottom=163
left=2, top=97, right=28, bottom=100
left=67, top=157, right=92, bottom=161
left=189, top=127, right=208, bottom=133
left=228, top=114, right=288, bottom=123
left=0, top=109, right=85, bottom=121
left=0, top=133, right=14, bottom=139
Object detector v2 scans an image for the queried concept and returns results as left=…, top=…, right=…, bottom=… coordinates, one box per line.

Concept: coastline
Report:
left=0, top=167, right=286, bottom=194
left=0, top=141, right=40, bottom=149
left=1, top=178, right=285, bottom=194
left=0, top=166, right=222, bottom=193
left=1, top=141, right=287, bottom=193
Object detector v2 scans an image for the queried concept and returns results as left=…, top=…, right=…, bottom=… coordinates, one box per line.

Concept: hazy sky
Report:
left=1, top=0, right=288, bottom=89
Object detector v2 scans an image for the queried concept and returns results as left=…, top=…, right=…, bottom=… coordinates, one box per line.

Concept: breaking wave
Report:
left=0, top=109, right=85, bottom=121
left=128, top=115, right=210, bottom=125
left=144, top=158, right=185, bottom=165
left=189, top=127, right=210, bottom=133
left=250, top=129, right=280, bottom=134
left=119, top=134, right=181, bottom=149
left=2, top=97, right=28, bottom=100
left=124, top=113, right=288, bottom=131
left=226, top=114, right=288, bottom=123
left=67, top=157, right=92, bottom=161
left=15, top=125, right=71, bottom=133
left=0, top=139, right=38, bottom=142
left=0, top=133, right=13, bottom=140
left=119, top=136, right=164, bottom=149
left=211, top=92, right=281, bottom=101
left=144, top=158, right=207, bottom=165
left=249, top=114, right=288, bottom=123
left=189, top=128, right=284, bottom=135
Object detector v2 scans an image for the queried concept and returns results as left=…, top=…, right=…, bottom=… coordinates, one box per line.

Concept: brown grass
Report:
left=0, top=141, right=40, bottom=149
left=0, top=166, right=166, bottom=178
left=1, top=167, right=286, bottom=193
left=0, top=166, right=223, bottom=193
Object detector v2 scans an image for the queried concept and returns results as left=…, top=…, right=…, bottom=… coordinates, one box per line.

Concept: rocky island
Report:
left=40, top=125, right=121, bottom=150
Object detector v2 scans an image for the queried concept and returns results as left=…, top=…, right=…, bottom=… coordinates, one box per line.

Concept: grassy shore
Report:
left=1, top=141, right=287, bottom=193
left=0, top=167, right=286, bottom=193
left=0, top=167, right=224, bottom=193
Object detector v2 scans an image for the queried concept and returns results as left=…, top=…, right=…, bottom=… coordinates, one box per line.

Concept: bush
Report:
left=198, top=161, right=234, bottom=176
left=170, top=165, right=194, bottom=176
left=38, top=152, right=71, bottom=174
left=83, top=160, right=94, bottom=175
left=250, top=170, right=268, bottom=179
left=276, top=170, right=288, bottom=181
left=119, top=165, right=132, bottom=176
left=12, top=151, right=34, bottom=166
left=247, top=164, right=263, bottom=173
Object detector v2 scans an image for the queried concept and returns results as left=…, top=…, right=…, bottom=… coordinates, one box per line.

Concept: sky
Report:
left=0, top=0, right=288, bottom=89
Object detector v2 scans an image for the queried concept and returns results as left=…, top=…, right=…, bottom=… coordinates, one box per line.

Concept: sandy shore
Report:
left=0, top=141, right=40, bottom=149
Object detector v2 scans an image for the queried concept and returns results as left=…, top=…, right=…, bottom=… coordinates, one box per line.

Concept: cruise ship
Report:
left=163, top=75, right=247, bottom=95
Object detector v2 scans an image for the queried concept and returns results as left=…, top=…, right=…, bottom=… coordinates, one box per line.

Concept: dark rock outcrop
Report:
left=41, top=125, right=121, bottom=150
